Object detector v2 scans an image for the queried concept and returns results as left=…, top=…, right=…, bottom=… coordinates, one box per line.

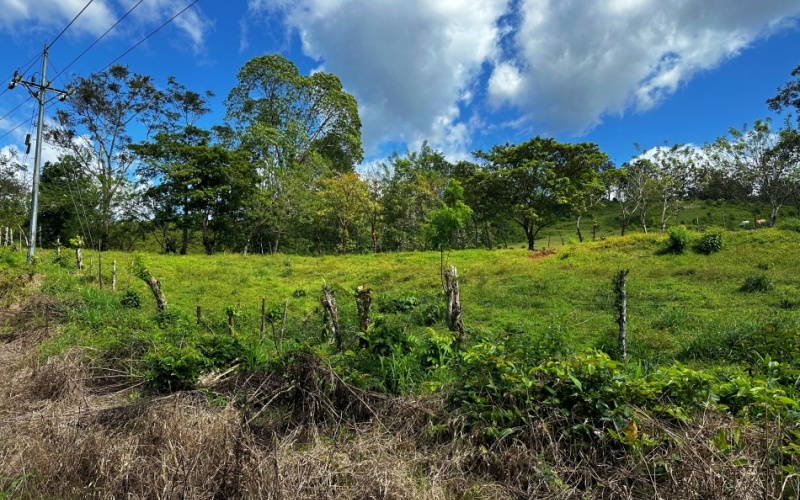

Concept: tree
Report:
left=473, top=137, right=608, bottom=250
left=134, top=130, right=256, bottom=255
left=133, top=79, right=215, bottom=254
left=38, top=156, right=102, bottom=248
left=707, top=119, right=795, bottom=227
left=0, top=150, right=28, bottom=236
left=624, top=158, right=655, bottom=234
left=426, top=179, right=472, bottom=254
left=221, top=54, right=363, bottom=253
left=602, top=167, right=638, bottom=237
left=318, top=171, right=372, bottom=254
left=767, top=64, right=800, bottom=119
left=379, top=143, right=451, bottom=251
left=46, top=65, right=165, bottom=250
left=647, top=144, right=700, bottom=232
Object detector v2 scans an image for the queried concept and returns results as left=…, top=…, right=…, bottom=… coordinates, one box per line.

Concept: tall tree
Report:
left=133, top=78, right=215, bottom=254
left=473, top=137, right=608, bottom=250
left=707, top=119, right=795, bottom=227
left=133, top=129, right=256, bottom=255
left=0, top=150, right=28, bottom=236
left=46, top=65, right=165, bottom=250
left=221, top=54, right=363, bottom=253
left=647, top=144, right=700, bottom=232
left=318, top=171, right=372, bottom=254
left=38, top=156, right=102, bottom=248
left=379, top=143, right=450, bottom=251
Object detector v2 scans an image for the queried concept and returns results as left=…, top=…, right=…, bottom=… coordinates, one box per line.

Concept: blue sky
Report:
left=0, top=0, right=798, bottom=170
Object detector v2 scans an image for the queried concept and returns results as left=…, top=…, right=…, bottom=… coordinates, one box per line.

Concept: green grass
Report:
left=23, top=226, right=800, bottom=370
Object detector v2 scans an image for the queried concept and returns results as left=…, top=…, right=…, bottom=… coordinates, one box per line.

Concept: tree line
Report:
left=2, top=56, right=800, bottom=255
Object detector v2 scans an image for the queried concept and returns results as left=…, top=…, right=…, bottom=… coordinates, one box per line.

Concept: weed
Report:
left=740, top=274, right=773, bottom=293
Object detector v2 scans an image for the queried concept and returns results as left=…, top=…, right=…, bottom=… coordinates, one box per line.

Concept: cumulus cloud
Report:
left=505, top=0, right=800, bottom=132
left=247, top=0, right=800, bottom=159
left=248, top=0, right=509, bottom=158
left=0, top=0, right=212, bottom=53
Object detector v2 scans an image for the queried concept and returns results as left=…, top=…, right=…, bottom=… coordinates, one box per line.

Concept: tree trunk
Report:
left=593, top=222, right=598, bottom=241
left=443, top=265, right=466, bottom=343
left=770, top=205, right=779, bottom=227
left=139, top=267, right=167, bottom=312
left=202, top=218, right=214, bottom=255
left=341, top=222, right=349, bottom=255
left=320, top=284, right=341, bottom=350
left=576, top=215, right=583, bottom=243
left=180, top=226, right=188, bottom=255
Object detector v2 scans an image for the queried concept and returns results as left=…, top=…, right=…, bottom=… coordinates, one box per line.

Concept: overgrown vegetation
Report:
left=3, top=226, right=800, bottom=497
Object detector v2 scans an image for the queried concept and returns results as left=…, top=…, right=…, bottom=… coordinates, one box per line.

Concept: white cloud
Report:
left=509, top=0, right=800, bottom=133
left=247, top=0, right=800, bottom=160
left=488, top=61, right=523, bottom=107
left=0, top=0, right=212, bottom=54
left=249, top=0, right=509, bottom=158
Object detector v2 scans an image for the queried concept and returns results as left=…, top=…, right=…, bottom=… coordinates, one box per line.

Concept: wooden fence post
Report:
left=355, top=285, right=372, bottom=348
left=196, top=306, right=202, bottom=325
left=444, top=265, right=466, bottom=343
left=320, top=284, right=341, bottom=350
left=613, top=269, right=629, bottom=361
left=260, top=297, right=266, bottom=338
left=112, top=260, right=117, bottom=292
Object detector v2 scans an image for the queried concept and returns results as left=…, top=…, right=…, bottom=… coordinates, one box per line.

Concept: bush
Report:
left=740, top=274, right=773, bottom=293
left=120, top=290, right=142, bottom=309
left=665, top=226, right=692, bottom=254
left=696, top=228, right=723, bottom=254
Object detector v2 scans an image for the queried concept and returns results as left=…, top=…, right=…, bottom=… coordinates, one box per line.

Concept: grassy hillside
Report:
left=55, top=227, right=800, bottom=365
left=3, top=226, right=800, bottom=497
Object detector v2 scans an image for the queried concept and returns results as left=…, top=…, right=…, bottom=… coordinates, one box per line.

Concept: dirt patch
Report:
left=529, top=248, right=557, bottom=259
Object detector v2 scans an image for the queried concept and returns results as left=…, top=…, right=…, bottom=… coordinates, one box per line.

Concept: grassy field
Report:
left=3, top=224, right=800, bottom=497
left=59, top=226, right=800, bottom=365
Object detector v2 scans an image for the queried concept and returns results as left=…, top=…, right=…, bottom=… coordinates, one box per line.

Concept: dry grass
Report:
left=1, top=290, right=797, bottom=499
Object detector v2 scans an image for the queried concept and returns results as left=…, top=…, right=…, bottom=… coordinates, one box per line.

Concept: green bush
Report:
left=120, top=289, right=142, bottom=309
left=740, top=273, right=773, bottom=293
left=696, top=228, right=723, bottom=254
left=665, top=226, right=692, bottom=254
left=777, top=218, right=800, bottom=232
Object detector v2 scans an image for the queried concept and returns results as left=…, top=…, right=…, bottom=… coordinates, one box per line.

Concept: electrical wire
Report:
left=0, top=96, right=35, bottom=127
left=50, top=0, right=146, bottom=83
left=102, top=0, right=201, bottom=71
left=49, top=0, right=96, bottom=48
left=0, top=53, right=43, bottom=101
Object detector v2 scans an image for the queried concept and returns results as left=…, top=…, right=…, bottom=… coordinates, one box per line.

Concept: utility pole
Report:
left=8, top=43, right=73, bottom=264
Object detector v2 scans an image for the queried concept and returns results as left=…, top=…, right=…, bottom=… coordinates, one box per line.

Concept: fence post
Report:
left=320, top=284, right=341, bottom=350
left=444, top=265, right=466, bottom=343
left=112, top=260, right=117, bottom=292
left=613, top=269, right=629, bottom=361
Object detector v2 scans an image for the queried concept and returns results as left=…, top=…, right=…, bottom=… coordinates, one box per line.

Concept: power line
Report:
left=49, top=0, right=96, bottom=48
left=0, top=96, right=35, bottom=126
left=50, top=0, right=146, bottom=83
left=0, top=53, right=43, bottom=101
left=102, top=0, right=201, bottom=72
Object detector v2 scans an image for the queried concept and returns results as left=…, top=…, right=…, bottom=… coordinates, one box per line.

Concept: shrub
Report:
left=120, top=290, right=142, bottom=309
left=665, top=226, right=692, bottom=254
left=696, top=228, right=723, bottom=254
left=740, top=274, right=773, bottom=293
